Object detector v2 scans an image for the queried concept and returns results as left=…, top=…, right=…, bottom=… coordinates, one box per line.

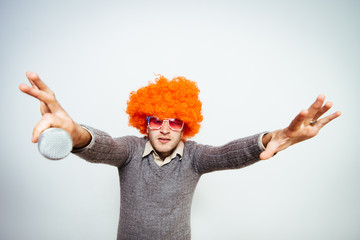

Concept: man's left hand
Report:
left=260, top=95, right=342, bottom=160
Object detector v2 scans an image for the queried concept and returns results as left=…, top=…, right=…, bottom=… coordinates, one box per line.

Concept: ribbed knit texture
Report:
left=73, top=127, right=263, bottom=239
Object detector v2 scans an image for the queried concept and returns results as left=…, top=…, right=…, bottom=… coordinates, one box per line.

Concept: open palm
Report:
left=260, top=95, right=341, bottom=160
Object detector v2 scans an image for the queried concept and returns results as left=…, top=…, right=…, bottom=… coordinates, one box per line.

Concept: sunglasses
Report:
left=146, top=116, right=184, bottom=132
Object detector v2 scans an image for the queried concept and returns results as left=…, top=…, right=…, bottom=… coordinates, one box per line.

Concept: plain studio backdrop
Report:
left=1, top=0, right=359, bottom=239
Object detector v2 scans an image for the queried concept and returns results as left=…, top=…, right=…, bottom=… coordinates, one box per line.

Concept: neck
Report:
left=156, top=150, right=173, bottom=160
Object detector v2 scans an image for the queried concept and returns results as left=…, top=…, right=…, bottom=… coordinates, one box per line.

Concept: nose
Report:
left=160, top=120, right=171, bottom=134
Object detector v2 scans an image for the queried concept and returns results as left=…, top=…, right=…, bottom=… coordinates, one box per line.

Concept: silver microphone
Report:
left=38, top=128, right=73, bottom=160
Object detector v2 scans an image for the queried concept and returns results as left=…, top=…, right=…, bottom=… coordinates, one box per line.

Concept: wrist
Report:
left=72, top=124, right=92, bottom=148
left=262, top=132, right=273, bottom=148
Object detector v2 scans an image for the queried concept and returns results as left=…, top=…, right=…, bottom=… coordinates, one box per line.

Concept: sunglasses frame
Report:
left=146, top=116, right=184, bottom=132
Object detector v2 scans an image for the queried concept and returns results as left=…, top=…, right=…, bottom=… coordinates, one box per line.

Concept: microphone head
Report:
left=38, top=128, right=73, bottom=160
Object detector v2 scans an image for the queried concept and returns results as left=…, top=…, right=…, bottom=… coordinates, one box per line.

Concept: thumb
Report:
left=260, top=139, right=280, bottom=160
left=260, top=148, right=276, bottom=160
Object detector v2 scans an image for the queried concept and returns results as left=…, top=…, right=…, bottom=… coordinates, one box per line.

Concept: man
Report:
left=19, top=71, right=341, bottom=239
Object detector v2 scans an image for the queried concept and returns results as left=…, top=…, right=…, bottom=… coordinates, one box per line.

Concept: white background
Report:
left=1, top=0, right=359, bottom=239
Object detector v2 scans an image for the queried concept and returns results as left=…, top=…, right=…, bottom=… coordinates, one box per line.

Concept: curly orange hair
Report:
left=126, top=75, right=203, bottom=138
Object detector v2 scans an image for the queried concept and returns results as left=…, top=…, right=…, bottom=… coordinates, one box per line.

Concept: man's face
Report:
left=147, top=118, right=183, bottom=160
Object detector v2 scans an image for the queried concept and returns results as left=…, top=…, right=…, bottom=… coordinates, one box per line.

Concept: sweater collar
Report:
left=142, top=140, right=184, bottom=161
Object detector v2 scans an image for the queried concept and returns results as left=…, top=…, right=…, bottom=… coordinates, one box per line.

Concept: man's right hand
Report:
left=19, top=71, right=91, bottom=148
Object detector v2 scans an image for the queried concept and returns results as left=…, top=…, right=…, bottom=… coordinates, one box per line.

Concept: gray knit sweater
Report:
left=73, top=127, right=264, bottom=240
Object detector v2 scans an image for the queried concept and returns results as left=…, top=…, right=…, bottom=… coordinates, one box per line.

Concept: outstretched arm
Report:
left=260, top=95, right=342, bottom=160
left=19, top=71, right=91, bottom=148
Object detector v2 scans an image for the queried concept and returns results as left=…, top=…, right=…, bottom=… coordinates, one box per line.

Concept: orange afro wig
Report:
left=126, top=75, right=203, bottom=139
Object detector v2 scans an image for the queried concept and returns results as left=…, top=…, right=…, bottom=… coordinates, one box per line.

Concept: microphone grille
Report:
left=38, top=128, right=73, bottom=160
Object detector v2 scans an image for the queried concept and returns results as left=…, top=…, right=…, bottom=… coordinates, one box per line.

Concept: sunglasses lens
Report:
left=148, top=117, right=163, bottom=129
left=169, top=119, right=184, bottom=131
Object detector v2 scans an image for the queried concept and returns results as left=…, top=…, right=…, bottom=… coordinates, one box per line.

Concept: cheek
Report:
left=147, top=129, right=158, bottom=141
left=173, top=132, right=183, bottom=142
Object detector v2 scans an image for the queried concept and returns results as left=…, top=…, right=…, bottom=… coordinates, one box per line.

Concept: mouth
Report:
left=158, top=137, right=171, bottom=144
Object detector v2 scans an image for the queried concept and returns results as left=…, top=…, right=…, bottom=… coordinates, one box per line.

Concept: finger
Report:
left=19, top=83, right=54, bottom=103
left=260, top=140, right=281, bottom=160
left=32, top=113, right=68, bottom=142
left=40, top=101, right=51, bottom=114
left=26, top=71, right=52, bottom=93
left=19, top=84, right=53, bottom=115
left=312, top=101, right=333, bottom=121
left=288, top=110, right=308, bottom=131
left=19, top=82, right=63, bottom=114
left=19, top=83, right=39, bottom=98
left=260, top=149, right=275, bottom=160
left=305, top=94, right=326, bottom=124
left=28, top=77, right=38, bottom=90
left=24, top=72, right=65, bottom=114
left=315, top=111, right=342, bottom=129
left=26, top=72, right=41, bottom=91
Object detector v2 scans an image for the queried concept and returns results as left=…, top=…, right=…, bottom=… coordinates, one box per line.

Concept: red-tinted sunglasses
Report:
left=147, top=116, right=184, bottom=132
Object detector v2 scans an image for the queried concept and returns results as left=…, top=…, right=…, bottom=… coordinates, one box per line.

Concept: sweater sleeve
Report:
left=191, top=133, right=265, bottom=174
left=71, top=125, right=137, bottom=167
